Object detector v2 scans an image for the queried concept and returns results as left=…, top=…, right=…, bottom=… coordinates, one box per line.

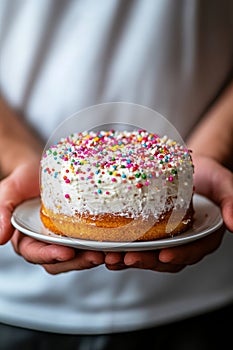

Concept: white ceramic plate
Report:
left=11, top=194, right=223, bottom=251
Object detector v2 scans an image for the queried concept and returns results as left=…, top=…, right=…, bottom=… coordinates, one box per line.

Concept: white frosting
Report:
left=40, top=130, right=194, bottom=219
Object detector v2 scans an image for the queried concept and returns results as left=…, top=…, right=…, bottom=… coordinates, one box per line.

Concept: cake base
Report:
left=40, top=203, right=194, bottom=242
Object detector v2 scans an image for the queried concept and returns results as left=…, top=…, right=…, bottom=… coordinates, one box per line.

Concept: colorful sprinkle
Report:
left=42, top=129, right=193, bottom=199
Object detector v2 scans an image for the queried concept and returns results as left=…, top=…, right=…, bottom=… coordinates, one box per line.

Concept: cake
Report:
left=40, top=129, right=194, bottom=241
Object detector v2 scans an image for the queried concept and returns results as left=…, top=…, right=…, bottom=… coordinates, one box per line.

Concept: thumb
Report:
left=0, top=162, right=40, bottom=244
left=193, top=156, right=233, bottom=232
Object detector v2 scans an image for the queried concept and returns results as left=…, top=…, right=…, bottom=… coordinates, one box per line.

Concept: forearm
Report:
left=187, top=80, right=233, bottom=169
left=0, top=96, right=44, bottom=176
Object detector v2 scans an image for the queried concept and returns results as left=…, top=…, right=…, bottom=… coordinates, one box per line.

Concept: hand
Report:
left=0, top=162, right=105, bottom=273
left=105, top=156, right=233, bottom=272
left=11, top=231, right=105, bottom=274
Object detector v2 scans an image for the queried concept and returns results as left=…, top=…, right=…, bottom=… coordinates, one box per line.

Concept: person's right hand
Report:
left=0, top=162, right=105, bottom=273
left=104, top=155, right=233, bottom=272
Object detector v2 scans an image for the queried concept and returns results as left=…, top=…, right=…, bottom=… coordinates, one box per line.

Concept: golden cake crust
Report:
left=40, top=200, right=194, bottom=242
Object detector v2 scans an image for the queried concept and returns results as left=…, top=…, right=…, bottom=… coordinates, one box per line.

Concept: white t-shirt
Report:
left=0, top=0, right=233, bottom=334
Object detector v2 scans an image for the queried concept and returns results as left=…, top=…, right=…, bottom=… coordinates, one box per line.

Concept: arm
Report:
left=0, top=96, right=43, bottom=176
left=0, top=96, right=104, bottom=270
left=187, top=79, right=233, bottom=169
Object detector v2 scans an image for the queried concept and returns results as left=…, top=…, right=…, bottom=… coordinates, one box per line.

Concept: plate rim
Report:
left=11, top=194, right=223, bottom=251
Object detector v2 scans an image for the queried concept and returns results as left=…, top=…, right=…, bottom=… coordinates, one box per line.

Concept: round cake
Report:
left=40, top=129, right=194, bottom=241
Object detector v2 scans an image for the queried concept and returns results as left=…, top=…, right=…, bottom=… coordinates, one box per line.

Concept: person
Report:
left=0, top=0, right=233, bottom=349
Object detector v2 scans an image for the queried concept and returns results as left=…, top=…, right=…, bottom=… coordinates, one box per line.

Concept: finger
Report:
left=104, top=252, right=127, bottom=270
left=0, top=205, right=15, bottom=244
left=11, top=230, right=76, bottom=264
left=42, top=250, right=105, bottom=275
left=0, top=163, right=40, bottom=201
left=124, top=251, right=160, bottom=268
left=123, top=251, right=185, bottom=272
left=0, top=163, right=40, bottom=244
left=105, top=252, right=124, bottom=264
left=211, top=170, right=233, bottom=233
left=193, top=157, right=233, bottom=232
left=159, top=227, right=225, bottom=265
left=221, top=196, right=233, bottom=232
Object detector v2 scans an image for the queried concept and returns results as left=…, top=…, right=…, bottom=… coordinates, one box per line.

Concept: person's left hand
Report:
left=105, top=156, right=233, bottom=272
